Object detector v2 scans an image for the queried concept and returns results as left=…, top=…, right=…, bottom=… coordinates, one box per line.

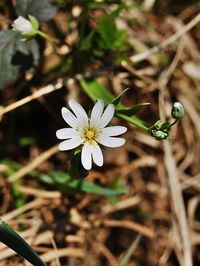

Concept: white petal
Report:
left=98, top=136, right=126, bottom=148
left=91, top=142, right=103, bottom=167
left=58, top=137, right=83, bottom=151
left=68, top=99, right=89, bottom=128
left=56, top=128, right=79, bottom=139
left=101, top=126, right=127, bottom=137
left=90, top=99, right=104, bottom=128
left=81, top=143, right=92, bottom=170
left=13, top=16, right=32, bottom=33
left=96, top=104, right=115, bottom=128
left=61, top=107, right=80, bottom=129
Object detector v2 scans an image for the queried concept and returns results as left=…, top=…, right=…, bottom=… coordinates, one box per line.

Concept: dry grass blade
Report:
left=40, top=248, right=85, bottom=263
left=14, top=184, right=61, bottom=198
left=164, top=142, right=193, bottom=266
left=102, top=196, right=141, bottom=215
left=1, top=198, right=46, bottom=222
left=118, top=234, right=142, bottom=266
left=0, top=79, right=63, bottom=118
left=103, top=219, right=155, bottom=239
left=8, top=145, right=59, bottom=183
left=130, top=12, right=200, bottom=63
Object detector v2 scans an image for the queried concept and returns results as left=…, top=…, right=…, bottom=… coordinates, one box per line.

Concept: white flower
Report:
left=56, top=99, right=127, bottom=170
left=12, top=16, right=33, bottom=34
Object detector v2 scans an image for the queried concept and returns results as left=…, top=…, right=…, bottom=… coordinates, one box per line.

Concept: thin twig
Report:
left=1, top=198, right=46, bottom=222
left=8, top=145, right=59, bottom=183
left=164, top=143, right=193, bottom=266
left=14, top=185, right=61, bottom=199
left=158, top=39, right=193, bottom=266
left=103, top=219, right=155, bottom=239
left=0, top=80, right=63, bottom=118
left=130, top=12, right=200, bottom=63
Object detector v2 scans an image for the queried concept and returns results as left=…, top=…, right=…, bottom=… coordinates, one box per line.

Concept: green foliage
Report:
left=80, top=5, right=127, bottom=57
left=118, top=235, right=142, bottom=266
left=0, top=219, right=47, bottom=266
left=0, top=30, right=39, bottom=90
left=40, top=171, right=128, bottom=196
left=0, top=159, right=21, bottom=177
left=15, top=0, right=57, bottom=22
left=97, top=15, right=127, bottom=51
left=116, top=103, right=150, bottom=116
left=19, top=137, right=36, bottom=147
left=0, top=160, right=127, bottom=196
left=80, top=79, right=148, bottom=131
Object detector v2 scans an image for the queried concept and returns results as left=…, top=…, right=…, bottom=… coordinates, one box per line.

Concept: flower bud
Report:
left=12, top=15, right=39, bottom=39
left=171, top=102, right=184, bottom=119
left=152, top=130, right=169, bottom=141
left=12, top=16, right=32, bottom=34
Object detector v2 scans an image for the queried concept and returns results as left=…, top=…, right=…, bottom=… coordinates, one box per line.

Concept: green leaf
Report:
left=79, top=79, right=148, bottom=131
left=80, top=79, right=114, bottom=105
left=97, top=15, right=127, bottom=51
left=0, top=159, right=21, bottom=177
left=116, top=103, right=150, bottom=116
left=0, top=30, right=39, bottom=89
left=112, top=87, right=130, bottom=106
left=80, top=30, right=96, bottom=51
left=19, top=137, right=35, bottom=147
left=0, top=219, right=47, bottom=266
left=15, top=0, right=57, bottom=22
left=28, top=15, right=39, bottom=30
left=0, top=30, right=20, bottom=89
left=118, top=235, right=142, bottom=266
left=40, top=171, right=128, bottom=196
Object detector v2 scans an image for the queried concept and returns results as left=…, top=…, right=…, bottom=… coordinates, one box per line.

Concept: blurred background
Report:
left=0, top=0, right=200, bottom=265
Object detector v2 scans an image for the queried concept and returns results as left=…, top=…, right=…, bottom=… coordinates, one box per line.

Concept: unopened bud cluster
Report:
left=149, top=102, right=184, bottom=141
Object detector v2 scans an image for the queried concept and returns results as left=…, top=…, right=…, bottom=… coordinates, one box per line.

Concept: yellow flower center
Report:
left=85, top=130, right=95, bottom=140
left=81, top=128, right=98, bottom=144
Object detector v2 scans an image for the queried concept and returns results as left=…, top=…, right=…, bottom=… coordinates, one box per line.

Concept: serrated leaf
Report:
left=0, top=30, right=39, bottom=89
left=40, top=171, right=128, bottom=196
left=15, top=0, right=57, bottom=22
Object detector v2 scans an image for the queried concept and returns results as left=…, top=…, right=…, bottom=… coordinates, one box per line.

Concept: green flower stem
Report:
left=0, top=219, right=47, bottom=266
left=36, top=30, right=60, bottom=56
left=116, top=113, right=149, bottom=131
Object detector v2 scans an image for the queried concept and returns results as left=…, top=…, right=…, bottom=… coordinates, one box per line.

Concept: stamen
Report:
left=82, top=127, right=98, bottom=141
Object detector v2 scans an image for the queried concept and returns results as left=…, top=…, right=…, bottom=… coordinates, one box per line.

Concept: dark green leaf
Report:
left=80, top=79, right=114, bottom=105
left=80, top=30, right=96, bottom=51
left=80, top=79, right=148, bottom=131
left=0, top=219, right=47, bottom=266
left=0, top=30, right=19, bottom=89
left=112, top=87, right=130, bottom=106
left=0, top=30, right=39, bottom=90
left=40, top=171, right=128, bottom=196
left=15, top=0, right=57, bottom=22
left=116, top=103, right=150, bottom=116
left=97, top=16, right=127, bottom=50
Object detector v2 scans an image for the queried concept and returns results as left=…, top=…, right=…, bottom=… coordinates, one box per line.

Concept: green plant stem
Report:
left=36, top=30, right=60, bottom=56
left=0, top=219, right=47, bottom=266
left=116, top=113, right=149, bottom=131
left=118, top=234, right=142, bottom=266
